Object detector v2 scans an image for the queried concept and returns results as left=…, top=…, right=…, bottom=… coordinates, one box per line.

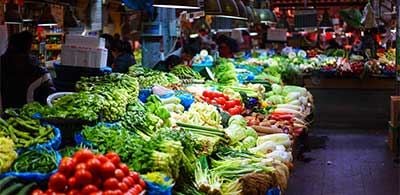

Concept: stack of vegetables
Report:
left=0, top=54, right=317, bottom=194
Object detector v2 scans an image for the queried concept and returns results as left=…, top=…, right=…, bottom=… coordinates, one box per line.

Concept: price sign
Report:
left=267, top=28, right=287, bottom=42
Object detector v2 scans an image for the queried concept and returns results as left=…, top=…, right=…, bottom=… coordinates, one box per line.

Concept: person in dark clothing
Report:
left=111, top=40, right=136, bottom=73
left=216, top=35, right=239, bottom=58
left=100, top=33, right=114, bottom=67
left=0, top=31, right=55, bottom=110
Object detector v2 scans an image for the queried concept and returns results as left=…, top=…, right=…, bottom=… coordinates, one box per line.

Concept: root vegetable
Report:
left=251, top=126, right=283, bottom=134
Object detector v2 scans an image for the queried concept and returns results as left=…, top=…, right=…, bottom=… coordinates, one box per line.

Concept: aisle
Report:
left=286, top=129, right=399, bottom=195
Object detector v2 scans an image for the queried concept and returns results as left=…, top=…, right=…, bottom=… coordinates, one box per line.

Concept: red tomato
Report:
left=114, top=169, right=125, bottom=181
left=202, top=90, right=211, bottom=98
left=58, top=157, right=76, bottom=177
left=103, top=178, right=119, bottom=190
left=106, top=152, right=121, bottom=166
left=101, top=161, right=116, bottom=179
left=228, top=106, right=242, bottom=115
left=210, top=99, right=217, bottom=105
left=68, top=177, right=78, bottom=188
left=74, top=169, right=93, bottom=186
left=133, top=184, right=143, bottom=192
left=86, top=158, right=101, bottom=173
left=89, top=192, right=103, bottom=195
left=48, top=173, right=67, bottom=192
left=93, top=177, right=102, bottom=187
left=224, top=100, right=237, bottom=109
left=118, top=163, right=130, bottom=176
left=75, top=163, right=87, bottom=171
left=129, top=172, right=140, bottom=183
left=44, top=189, right=55, bottom=195
left=223, top=94, right=230, bottom=100
left=81, top=184, right=99, bottom=194
left=96, top=154, right=108, bottom=163
left=122, top=177, right=134, bottom=187
left=127, top=188, right=139, bottom=195
left=73, top=149, right=95, bottom=163
left=138, top=179, right=146, bottom=189
left=31, top=189, right=44, bottom=195
left=118, top=182, right=129, bottom=192
left=233, top=99, right=241, bottom=105
left=67, top=189, right=80, bottom=195
left=215, top=97, right=226, bottom=105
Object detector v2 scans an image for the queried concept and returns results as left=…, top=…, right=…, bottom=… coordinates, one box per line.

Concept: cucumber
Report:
left=17, top=182, right=37, bottom=195
left=0, top=176, right=17, bottom=191
left=1, top=183, right=24, bottom=195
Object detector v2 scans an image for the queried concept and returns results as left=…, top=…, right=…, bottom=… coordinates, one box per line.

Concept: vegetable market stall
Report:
left=0, top=56, right=314, bottom=195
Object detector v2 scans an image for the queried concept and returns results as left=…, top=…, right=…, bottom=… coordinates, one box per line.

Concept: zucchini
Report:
left=0, top=176, right=17, bottom=191
left=17, top=182, right=37, bottom=195
left=1, top=183, right=24, bottom=195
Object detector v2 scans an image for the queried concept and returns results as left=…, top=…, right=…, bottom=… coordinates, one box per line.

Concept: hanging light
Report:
left=5, top=1, right=22, bottom=24
left=38, top=5, right=57, bottom=27
left=64, top=6, right=79, bottom=28
left=256, top=8, right=276, bottom=24
left=319, top=9, right=333, bottom=29
left=204, top=0, right=245, bottom=20
left=153, top=0, right=200, bottom=9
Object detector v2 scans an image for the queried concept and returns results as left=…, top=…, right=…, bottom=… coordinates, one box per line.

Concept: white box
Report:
left=61, top=45, right=108, bottom=68
left=65, top=35, right=105, bottom=48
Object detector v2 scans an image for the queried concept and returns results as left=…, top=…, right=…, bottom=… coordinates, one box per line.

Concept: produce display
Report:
left=0, top=55, right=318, bottom=194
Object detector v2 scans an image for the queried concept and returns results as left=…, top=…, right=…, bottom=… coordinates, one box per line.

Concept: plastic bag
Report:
left=145, top=180, right=174, bottom=195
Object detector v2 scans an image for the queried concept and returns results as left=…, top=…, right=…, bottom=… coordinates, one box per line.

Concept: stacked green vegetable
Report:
left=171, top=64, right=203, bottom=79
left=213, top=59, right=238, bottom=85
left=81, top=124, right=197, bottom=180
left=10, top=149, right=58, bottom=173
left=0, top=117, right=54, bottom=149
left=129, top=65, right=181, bottom=88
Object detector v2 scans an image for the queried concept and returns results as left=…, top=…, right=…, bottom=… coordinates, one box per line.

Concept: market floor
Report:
left=286, top=129, right=400, bottom=195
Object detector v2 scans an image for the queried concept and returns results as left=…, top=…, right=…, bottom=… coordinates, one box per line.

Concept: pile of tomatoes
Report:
left=201, top=90, right=244, bottom=115
left=32, top=149, right=146, bottom=195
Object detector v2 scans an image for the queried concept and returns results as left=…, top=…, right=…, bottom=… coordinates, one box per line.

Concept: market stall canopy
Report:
left=204, top=0, right=246, bottom=20
left=153, top=0, right=200, bottom=9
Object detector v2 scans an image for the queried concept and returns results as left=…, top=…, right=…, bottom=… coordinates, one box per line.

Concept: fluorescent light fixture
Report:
left=153, top=0, right=200, bottom=9
left=189, top=33, right=199, bottom=38
left=249, top=32, right=258, bottom=36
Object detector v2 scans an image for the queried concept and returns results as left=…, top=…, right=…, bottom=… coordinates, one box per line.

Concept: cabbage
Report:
left=225, top=124, right=247, bottom=144
left=239, top=136, right=257, bottom=149
left=266, top=95, right=285, bottom=105
left=265, top=145, right=293, bottom=163
left=257, top=133, right=291, bottom=147
left=244, top=127, right=257, bottom=138
left=271, top=84, right=283, bottom=94
left=228, top=115, right=247, bottom=126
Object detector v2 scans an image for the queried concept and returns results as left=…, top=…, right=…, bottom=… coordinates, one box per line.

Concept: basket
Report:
left=0, top=149, right=61, bottom=182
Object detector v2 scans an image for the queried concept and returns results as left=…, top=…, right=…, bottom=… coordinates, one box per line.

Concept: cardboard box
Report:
left=61, top=45, right=108, bottom=68
left=390, top=96, right=400, bottom=127
left=65, top=35, right=105, bottom=48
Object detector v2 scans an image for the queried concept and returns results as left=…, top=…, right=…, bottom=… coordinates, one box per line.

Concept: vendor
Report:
left=0, top=31, right=55, bottom=110
left=216, top=35, right=239, bottom=58
left=111, top=40, right=136, bottom=73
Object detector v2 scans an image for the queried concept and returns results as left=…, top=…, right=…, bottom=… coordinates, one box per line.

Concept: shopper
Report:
left=216, top=35, right=239, bottom=58
left=111, top=40, right=136, bottom=73
left=0, top=31, right=55, bottom=109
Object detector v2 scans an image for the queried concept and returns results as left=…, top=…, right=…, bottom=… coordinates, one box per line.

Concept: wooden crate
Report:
left=388, top=122, right=399, bottom=155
